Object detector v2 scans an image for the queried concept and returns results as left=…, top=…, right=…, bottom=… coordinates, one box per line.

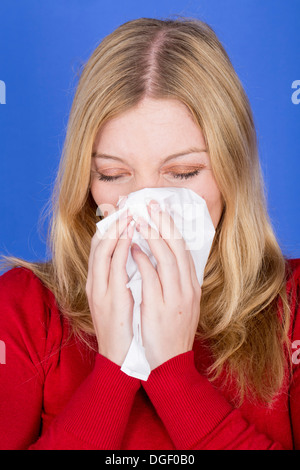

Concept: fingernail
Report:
left=148, top=200, right=160, bottom=212
left=127, top=219, right=136, bottom=237
left=120, top=218, right=135, bottom=239
left=118, top=195, right=128, bottom=209
left=131, top=243, right=141, bottom=253
left=136, top=217, right=148, bottom=228
left=119, top=209, right=131, bottom=221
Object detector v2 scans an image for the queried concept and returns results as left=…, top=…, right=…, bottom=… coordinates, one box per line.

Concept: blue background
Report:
left=0, top=0, right=299, bottom=271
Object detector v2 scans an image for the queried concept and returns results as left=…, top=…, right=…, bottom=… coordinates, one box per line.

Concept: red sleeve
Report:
left=288, top=259, right=300, bottom=449
left=142, top=351, right=284, bottom=450
left=29, top=354, right=140, bottom=450
left=0, top=268, right=140, bottom=450
left=142, top=259, right=300, bottom=450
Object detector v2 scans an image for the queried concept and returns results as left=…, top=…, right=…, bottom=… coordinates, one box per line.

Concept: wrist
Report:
left=147, top=347, right=193, bottom=371
left=141, top=350, right=232, bottom=450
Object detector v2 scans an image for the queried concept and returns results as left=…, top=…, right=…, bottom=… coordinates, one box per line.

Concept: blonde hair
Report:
left=0, top=17, right=292, bottom=405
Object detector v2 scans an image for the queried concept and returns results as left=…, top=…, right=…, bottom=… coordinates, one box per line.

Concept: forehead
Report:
left=92, top=98, right=207, bottom=162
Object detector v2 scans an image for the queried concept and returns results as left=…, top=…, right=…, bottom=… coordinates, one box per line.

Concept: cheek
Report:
left=192, top=175, right=224, bottom=229
left=90, top=180, right=127, bottom=217
left=206, top=194, right=224, bottom=229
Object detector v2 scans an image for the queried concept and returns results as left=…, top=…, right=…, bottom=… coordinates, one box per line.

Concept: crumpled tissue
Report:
left=96, top=187, right=215, bottom=380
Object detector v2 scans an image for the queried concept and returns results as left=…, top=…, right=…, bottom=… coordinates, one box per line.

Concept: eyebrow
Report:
left=91, top=147, right=207, bottom=164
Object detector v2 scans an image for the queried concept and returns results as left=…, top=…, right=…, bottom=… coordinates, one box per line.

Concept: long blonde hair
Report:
left=0, top=17, right=292, bottom=404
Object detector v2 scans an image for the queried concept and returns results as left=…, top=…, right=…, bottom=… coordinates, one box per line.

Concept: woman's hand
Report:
left=131, top=200, right=202, bottom=370
left=86, top=210, right=135, bottom=366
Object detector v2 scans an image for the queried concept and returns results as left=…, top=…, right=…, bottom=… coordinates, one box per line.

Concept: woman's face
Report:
left=90, top=97, right=224, bottom=228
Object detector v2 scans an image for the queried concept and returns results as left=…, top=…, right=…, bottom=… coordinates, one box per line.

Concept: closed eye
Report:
left=97, top=174, right=123, bottom=182
left=93, top=166, right=204, bottom=182
left=170, top=169, right=201, bottom=179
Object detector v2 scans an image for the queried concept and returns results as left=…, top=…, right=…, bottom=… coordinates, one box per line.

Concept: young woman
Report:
left=0, top=17, right=299, bottom=450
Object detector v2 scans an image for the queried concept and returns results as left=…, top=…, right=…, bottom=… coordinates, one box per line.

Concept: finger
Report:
left=109, top=220, right=135, bottom=288
left=135, top=217, right=181, bottom=300
left=131, top=243, right=163, bottom=304
left=147, top=200, right=192, bottom=288
left=186, top=249, right=202, bottom=295
left=97, top=208, right=133, bottom=241
left=92, top=212, right=133, bottom=293
left=117, top=195, right=128, bottom=209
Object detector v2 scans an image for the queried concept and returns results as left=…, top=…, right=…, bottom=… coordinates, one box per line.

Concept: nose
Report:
left=128, top=175, right=167, bottom=194
left=115, top=175, right=169, bottom=212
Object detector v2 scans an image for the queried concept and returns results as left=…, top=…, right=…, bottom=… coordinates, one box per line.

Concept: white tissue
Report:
left=96, top=187, right=215, bottom=381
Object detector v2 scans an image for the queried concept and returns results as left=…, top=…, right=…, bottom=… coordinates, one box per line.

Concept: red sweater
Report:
left=0, top=259, right=300, bottom=450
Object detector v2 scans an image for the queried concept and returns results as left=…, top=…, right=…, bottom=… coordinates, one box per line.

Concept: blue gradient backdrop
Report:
left=0, top=0, right=299, bottom=270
